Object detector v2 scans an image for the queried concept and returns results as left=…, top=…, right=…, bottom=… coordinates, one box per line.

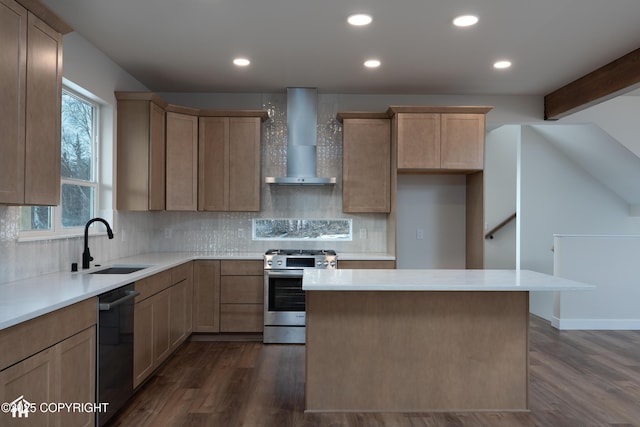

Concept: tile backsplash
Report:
left=0, top=93, right=388, bottom=285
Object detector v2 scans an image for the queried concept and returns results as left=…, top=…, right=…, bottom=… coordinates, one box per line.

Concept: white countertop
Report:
left=0, top=251, right=395, bottom=331
left=303, top=269, right=596, bottom=292
left=0, top=251, right=264, bottom=330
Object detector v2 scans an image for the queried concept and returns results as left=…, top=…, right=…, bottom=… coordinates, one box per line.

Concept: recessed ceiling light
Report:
left=364, top=59, right=381, bottom=68
left=493, top=60, right=512, bottom=69
left=453, top=15, right=478, bottom=27
left=233, top=58, right=250, bottom=66
left=348, top=14, right=372, bottom=26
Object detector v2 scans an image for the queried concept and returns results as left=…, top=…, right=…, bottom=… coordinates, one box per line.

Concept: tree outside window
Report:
left=20, top=88, right=98, bottom=234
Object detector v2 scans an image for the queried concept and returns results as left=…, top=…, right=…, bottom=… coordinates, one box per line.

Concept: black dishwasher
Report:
left=97, top=283, right=139, bottom=426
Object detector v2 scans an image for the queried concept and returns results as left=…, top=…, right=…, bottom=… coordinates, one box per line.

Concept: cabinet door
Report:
left=198, top=117, right=229, bottom=211
left=440, top=113, right=485, bottom=170
left=116, top=98, right=166, bottom=211
left=198, top=116, right=262, bottom=212
left=396, top=113, right=440, bottom=170
left=192, top=260, right=221, bottom=333
left=0, top=347, right=56, bottom=426
left=133, top=297, right=154, bottom=388
left=57, top=327, right=96, bottom=427
left=148, top=102, right=166, bottom=210
left=166, top=112, right=198, bottom=211
left=24, top=12, right=62, bottom=205
left=342, top=118, right=391, bottom=213
left=153, top=289, right=171, bottom=366
left=228, top=117, right=261, bottom=212
left=0, top=0, right=27, bottom=204
left=170, top=279, right=190, bottom=349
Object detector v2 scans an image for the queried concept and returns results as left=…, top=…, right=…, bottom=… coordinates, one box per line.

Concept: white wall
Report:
left=484, top=126, right=518, bottom=269
left=396, top=175, right=467, bottom=269
left=554, top=235, right=640, bottom=329
left=562, top=95, right=640, bottom=157
left=519, top=125, right=640, bottom=319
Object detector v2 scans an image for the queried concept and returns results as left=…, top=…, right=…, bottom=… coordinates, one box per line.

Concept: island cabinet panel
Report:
left=192, top=260, right=221, bottom=333
left=219, top=260, right=264, bottom=333
left=0, top=0, right=62, bottom=206
left=341, top=116, right=391, bottom=213
left=115, top=93, right=166, bottom=211
left=199, top=116, right=262, bottom=212
left=306, top=290, right=529, bottom=412
left=0, top=299, right=96, bottom=426
left=166, top=110, right=198, bottom=211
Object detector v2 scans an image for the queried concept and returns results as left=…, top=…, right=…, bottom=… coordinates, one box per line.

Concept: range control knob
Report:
left=267, top=260, right=272, bottom=266
left=277, top=260, right=283, bottom=266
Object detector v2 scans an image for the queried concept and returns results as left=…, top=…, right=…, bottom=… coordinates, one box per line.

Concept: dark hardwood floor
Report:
left=110, top=316, right=640, bottom=426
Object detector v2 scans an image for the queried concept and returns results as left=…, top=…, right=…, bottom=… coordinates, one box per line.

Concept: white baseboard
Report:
left=551, top=316, right=640, bottom=330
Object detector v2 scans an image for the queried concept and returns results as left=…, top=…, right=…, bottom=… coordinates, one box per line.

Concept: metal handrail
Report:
left=485, top=212, right=516, bottom=239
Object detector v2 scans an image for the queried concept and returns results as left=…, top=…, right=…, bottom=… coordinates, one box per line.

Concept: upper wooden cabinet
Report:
left=166, top=106, right=199, bottom=211
left=199, top=112, right=267, bottom=212
left=0, top=0, right=68, bottom=205
left=115, top=92, right=167, bottom=211
left=338, top=112, right=391, bottom=213
left=389, top=106, right=492, bottom=173
left=115, top=93, right=267, bottom=212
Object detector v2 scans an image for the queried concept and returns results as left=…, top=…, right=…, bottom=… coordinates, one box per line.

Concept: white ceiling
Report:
left=42, top=0, right=640, bottom=95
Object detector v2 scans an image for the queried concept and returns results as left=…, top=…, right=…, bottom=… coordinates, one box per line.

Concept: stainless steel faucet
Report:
left=82, top=218, right=114, bottom=269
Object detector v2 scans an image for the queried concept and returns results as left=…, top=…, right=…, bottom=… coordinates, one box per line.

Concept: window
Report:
left=20, top=88, right=99, bottom=237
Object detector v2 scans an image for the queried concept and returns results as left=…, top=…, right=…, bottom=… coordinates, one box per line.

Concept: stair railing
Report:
left=485, top=213, right=516, bottom=240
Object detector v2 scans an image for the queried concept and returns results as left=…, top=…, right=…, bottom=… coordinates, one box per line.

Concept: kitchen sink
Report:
left=90, top=265, right=149, bottom=275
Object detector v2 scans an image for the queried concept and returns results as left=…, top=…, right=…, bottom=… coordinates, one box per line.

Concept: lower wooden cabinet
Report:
left=220, top=260, right=264, bottom=333
left=339, top=260, right=396, bottom=269
left=133, top=262, right=192, bottom=388
left=192, top=260, right=221, bottom=333
left=0, top=298, right=96, bottom=427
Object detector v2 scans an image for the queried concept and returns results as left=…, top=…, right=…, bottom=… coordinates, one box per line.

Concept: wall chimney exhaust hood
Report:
left=265, top=88, right=337, bottom=185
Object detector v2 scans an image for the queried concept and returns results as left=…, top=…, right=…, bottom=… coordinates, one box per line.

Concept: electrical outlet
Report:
left=164, top=228, right=172, bottom=239
left=416, top=228, right=424, bottom=240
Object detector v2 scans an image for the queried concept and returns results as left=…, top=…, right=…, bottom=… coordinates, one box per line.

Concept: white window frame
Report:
left=19, top=85, right=101, bottom=241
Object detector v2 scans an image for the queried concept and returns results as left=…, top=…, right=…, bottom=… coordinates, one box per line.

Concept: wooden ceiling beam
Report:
left=544, top=47, right=640, bottom=120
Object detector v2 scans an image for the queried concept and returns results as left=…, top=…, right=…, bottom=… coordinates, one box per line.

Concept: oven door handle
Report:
left=265, top=270, right=303, bottom=279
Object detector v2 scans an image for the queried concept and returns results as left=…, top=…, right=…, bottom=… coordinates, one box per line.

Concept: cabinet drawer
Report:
left=0, top=298, right=96, bottom=370
left=220, top=276, right=263, bottom=304
left=219, top=304, right=263, bottom=333
left=220, top=260, right=263, bottom=276
left=171, top=262, right=190, bottom=284
left=339, top=260, right=396, bottom=269
left=135, top=270, right=172, bottom=301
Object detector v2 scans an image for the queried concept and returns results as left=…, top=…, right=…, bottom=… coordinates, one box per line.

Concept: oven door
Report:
left=264, top=269, right=306, bottom=326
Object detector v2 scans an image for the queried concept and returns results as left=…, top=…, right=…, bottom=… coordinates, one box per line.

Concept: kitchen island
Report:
left=302, top=269, right=594, bottom=412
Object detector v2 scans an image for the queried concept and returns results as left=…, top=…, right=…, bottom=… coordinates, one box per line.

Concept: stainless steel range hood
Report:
left=265, top=88, right=337, bottom=185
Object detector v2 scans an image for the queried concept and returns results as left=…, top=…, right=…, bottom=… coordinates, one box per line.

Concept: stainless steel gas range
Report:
left=263, top=249, right=337, bottom=344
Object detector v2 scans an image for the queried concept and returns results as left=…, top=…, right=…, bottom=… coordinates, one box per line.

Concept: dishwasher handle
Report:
left=99, top=290, right=140, bottom=311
